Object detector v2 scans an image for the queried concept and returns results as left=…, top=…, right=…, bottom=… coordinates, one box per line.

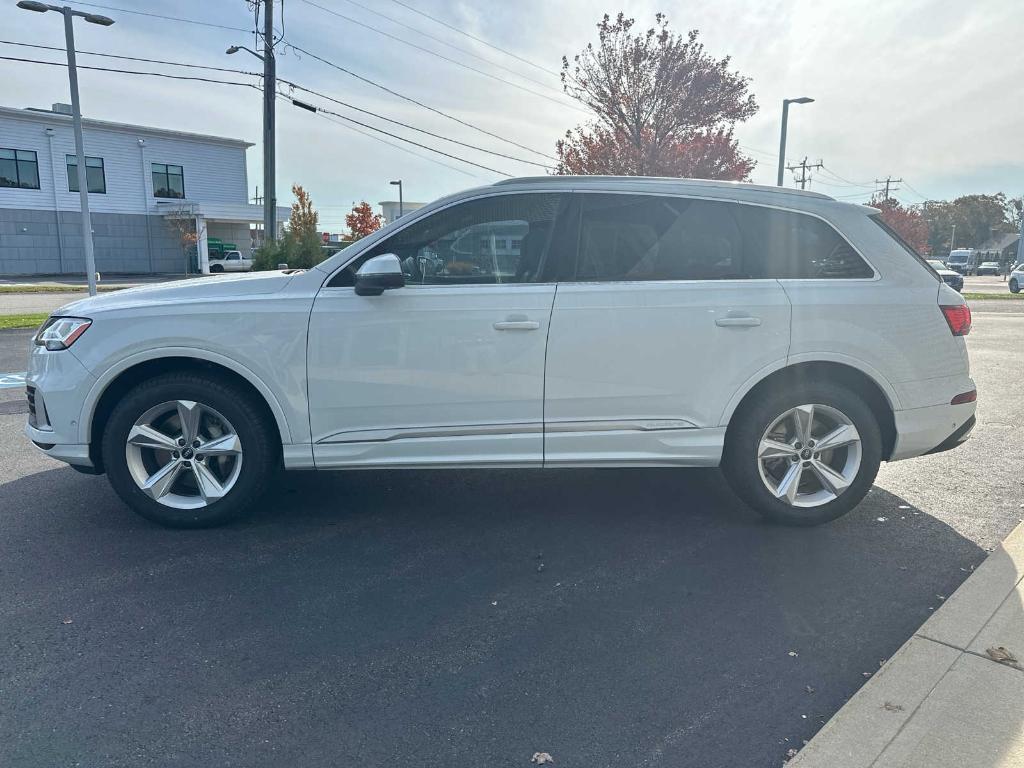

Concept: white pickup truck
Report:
left=208, top=250, right=253, bottom=273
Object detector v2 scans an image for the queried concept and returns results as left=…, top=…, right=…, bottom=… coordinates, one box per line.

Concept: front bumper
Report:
left=23, top=346, right=97, bottom=468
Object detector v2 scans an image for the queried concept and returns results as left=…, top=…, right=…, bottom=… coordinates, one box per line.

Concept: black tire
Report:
left=101, top=371, right=278, bottom=528
left=1011, top=278, right=1020, bottom=294
left=210, top=264, right=224, bottom=273
left=722, top=380, right=882, bottom=526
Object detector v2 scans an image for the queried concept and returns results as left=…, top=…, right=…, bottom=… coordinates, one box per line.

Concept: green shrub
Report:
left=253, top=230, right=328, bottom=271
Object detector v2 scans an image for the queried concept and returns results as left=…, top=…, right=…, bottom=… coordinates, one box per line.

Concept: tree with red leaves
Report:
left=557, top=13, right=757, bottom=179
left=869, top=196, right=930, bottom=254
left=346, top=201, right=384, bottom=240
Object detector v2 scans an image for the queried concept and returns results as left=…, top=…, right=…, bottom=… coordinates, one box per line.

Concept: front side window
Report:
left=333, top=193, right=568, bottom=287
left=152, top=163, right=185, bottom=198
left=573, top=194, right=872, bottom=282
left=0, top=148, right=40, bottom=189
left=66, top=155, right=105, bottom=193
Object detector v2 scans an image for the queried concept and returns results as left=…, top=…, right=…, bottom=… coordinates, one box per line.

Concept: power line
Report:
left=335, top=0, right=564, bottom=95
left=901, top=180, right=932, bottom=201
left=278, top=78, right=552, bottom=169
left=313, top=112, right=479, bottom=178
left=387, top=0, right=561, bottom=78
left=819, top=164, right=874, bottom=188
left=0, top=55, right=261, bottom=88
left=283, top=95, right=513, bottom=176
left=62, top=1, right=252, bottom=32
left=294, top=0, right=585, bottom=114
left=284, top=41, right=556, bottom=160
left=0, top=40, right=255, bottom=76
left=3, top=42, right=542, bottom=174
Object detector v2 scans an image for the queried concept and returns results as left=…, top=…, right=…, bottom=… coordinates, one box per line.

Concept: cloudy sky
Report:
left=4, top=0, right=1021, bottom=230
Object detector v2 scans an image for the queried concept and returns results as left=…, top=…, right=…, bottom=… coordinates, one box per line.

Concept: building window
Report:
left=0, top=148, right=40, bottom=189
left=152, top=163, right=185, bottom=198
left=66, top=154, right=106, bottom=193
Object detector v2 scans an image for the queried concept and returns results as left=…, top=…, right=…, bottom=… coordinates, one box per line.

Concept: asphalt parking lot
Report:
left=1, top=304, right=1022, bottom=768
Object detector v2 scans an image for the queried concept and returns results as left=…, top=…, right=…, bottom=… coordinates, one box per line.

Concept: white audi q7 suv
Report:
left=25, top=177, right=976, bottom=528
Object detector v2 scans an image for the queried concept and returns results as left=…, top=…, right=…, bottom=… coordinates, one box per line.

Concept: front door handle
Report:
left=715, top=315, right=762, bottom=327
left=494, top=314, right=540, bottom=331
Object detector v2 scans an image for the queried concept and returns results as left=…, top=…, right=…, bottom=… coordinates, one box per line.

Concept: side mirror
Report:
left=354, top=253, right=405, bottom=296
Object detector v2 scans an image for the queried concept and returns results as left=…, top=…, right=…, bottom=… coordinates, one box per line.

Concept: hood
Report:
left=55, top=271, right=298, bottom=316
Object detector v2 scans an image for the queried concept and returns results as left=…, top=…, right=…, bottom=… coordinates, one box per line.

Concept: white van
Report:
left=945, top=249, right=978, bottom=275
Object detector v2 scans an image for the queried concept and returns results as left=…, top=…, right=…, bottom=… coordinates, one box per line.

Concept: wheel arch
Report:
left=722, top=359, right=899, bottom=460
left=82, top=349, right=292, bottom=471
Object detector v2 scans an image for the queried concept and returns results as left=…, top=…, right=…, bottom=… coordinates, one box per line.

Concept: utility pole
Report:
left=262, top=0, right=276, bottom=243
left=786, top=157, right=823, bottom=190
left=1015, top=200, right=1023, bottom=268
left=875, top=176, right=902, bottom=200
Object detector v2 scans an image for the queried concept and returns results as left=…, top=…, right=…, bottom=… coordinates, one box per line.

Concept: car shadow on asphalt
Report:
left=0, top=465, right=989, bottom=768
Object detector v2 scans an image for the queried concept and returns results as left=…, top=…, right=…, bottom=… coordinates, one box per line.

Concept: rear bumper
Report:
left=890, top=400, right=976, bottom=461
left=924, top=415, right=976, bottom=455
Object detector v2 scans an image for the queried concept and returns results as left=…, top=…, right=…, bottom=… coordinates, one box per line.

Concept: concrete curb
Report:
left=789, top=520, right=1024, bottom=768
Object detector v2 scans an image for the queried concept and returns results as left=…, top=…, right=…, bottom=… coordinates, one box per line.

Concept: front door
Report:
left=543, top=193, right=793, bottom=466
left=307, top=192, right=572, bottom=468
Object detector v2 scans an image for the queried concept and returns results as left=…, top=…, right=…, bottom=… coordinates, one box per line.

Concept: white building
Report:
left=0, top=103, right=288, bottom=275
left=379, top=199, right=425, bottom=225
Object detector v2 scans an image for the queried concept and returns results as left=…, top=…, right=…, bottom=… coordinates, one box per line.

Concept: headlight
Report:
left=34, top=316, right=92, bottom=351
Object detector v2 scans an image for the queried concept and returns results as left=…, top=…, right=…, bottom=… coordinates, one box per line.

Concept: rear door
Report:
left=543, top=193, right=792, bottom=466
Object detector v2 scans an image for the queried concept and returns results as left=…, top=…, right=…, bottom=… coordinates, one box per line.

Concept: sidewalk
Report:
left=791, top=520, right=1024, bottom=767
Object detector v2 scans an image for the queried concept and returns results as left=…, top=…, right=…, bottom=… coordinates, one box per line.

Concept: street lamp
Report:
left=390, top=180, right=404, bottom=218
left=776, top=96, right=814, bottom=187
left=18, top=1, right=115, bottom=296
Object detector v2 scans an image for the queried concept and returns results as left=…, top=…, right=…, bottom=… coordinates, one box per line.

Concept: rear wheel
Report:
left=1011, top=278, right=1020, bottom=294
left=722, top=382, right=882, bottom=525
left=210, top=264, right=224, bottom=273
left=101, top=372, right=277, bottom=528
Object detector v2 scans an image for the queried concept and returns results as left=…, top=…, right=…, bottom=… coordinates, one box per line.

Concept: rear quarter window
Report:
left=869, top=215, right=939, bottom=282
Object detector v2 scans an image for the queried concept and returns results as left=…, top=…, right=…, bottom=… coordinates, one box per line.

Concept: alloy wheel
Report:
left=756, top=403, right=862, bottom=508
left=124, top=400, right=243, bottom=509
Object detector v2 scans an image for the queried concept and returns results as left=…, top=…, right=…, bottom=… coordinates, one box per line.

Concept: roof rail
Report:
left=491, top=175, right=834, bottom=200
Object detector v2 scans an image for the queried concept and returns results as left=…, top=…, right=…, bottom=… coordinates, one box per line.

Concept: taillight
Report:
left=940, top=304, right=971, bottom=336
left=951, top=390, right=977, bottom=405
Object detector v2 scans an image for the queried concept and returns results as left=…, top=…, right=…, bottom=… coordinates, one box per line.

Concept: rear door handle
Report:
left=715, top=316, right=762, bottom=327
left=494, top=319, right=540, bottom=331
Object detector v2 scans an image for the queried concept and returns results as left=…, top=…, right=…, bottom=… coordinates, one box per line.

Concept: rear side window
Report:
left=576, top=195, right=749, bottom=281
left=572, top=194, right=872, bottom=282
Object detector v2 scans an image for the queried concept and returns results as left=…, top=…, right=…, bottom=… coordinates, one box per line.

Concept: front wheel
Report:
left=722, top=382, right=882, bottom=526
left=1011, top=278, right=1020, bottom=294
left=101, top=372, right=277, bottom=527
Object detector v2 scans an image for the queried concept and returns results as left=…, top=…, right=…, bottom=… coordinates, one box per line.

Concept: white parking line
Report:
left=0, top=372, right=27, bottom=390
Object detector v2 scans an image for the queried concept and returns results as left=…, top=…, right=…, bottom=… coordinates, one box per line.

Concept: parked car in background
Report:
left=976, top=261, right=1001, bottom=276
left=1009, top=263, right=1024, bottom=293
left=946, top=248, right=979, bottom=275
left=927, top=259, right=964, bottom=292
left=24, top=177, right=977, bottom=529
left=208, top=250, right=252, bottom=273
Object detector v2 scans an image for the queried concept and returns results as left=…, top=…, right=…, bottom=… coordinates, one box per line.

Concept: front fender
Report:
left=77, top=346, right=296, bottom=445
